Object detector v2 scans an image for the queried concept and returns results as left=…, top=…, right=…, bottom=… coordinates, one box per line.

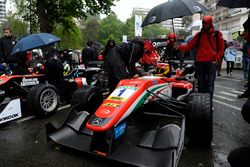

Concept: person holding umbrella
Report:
left=175, top=15, right=224, bottom=100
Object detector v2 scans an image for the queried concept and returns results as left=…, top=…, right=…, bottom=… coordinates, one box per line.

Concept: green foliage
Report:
left=176, top=29, right=190, bottom=40
left=14, top=0, right=39, bottom=33
left=14, top=0, right=116, bottom=33
left=123, top=16, right=135, bottom=40
left=53, top=24, right=83, bottom=50
left=143, top=24, right=170, bottom=39
left=83, top=19, right=100, bottom=45
left=1, top=15, right=29, bottom=38
left=98, top=14, right=125, bottom=44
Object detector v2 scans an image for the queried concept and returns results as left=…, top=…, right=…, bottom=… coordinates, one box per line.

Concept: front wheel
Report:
left=27, top=84, right=59, bottom=117
left=71, top=85, right=103, bottom=116
left=186, top=93, right=212, bottom=147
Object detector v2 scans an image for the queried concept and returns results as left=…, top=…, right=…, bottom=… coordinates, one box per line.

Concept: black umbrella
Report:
left=217, top=0, right=250, bottom=8
left=243, top=18, right=250, bottom=31
left=141, top=0, right=208, bottom=27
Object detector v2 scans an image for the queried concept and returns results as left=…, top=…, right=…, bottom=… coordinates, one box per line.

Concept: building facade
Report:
left=199, top=0, right=249, bottom=33
left=0, top=0, right=6, bottom=22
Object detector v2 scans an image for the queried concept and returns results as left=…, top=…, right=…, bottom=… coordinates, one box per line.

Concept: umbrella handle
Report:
left=172, top=19, right=175, bottom=33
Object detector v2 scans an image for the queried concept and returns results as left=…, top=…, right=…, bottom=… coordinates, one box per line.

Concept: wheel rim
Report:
left=40, top=88, right=58, bottom=113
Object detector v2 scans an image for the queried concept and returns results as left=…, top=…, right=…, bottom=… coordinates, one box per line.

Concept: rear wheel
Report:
left=27, top=84, right=59, bottom=117
left=186, top=93, right=212, bottom=147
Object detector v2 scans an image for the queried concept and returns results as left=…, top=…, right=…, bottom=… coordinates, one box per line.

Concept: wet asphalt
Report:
left=0, top=69, right=250, bottom=167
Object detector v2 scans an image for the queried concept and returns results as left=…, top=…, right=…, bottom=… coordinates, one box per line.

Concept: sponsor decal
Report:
left=92, top=118, right=103, bottom=126
left=0, top=113, right=19, bottom=122
left=108, top=96, right=126, bottom=101
left=103, top=103, right=120, bottom=108
left=108, top=86, right=137, bottom=101
left=0, top=99, right=22, bottom=124
left=0, top=79, right=3, bottom=82
left=114, top=122, right=126, bottom=139
left=21, top=78, right=39, bottom=86
left=118, top=86, right=138, bottom=90
left=193, top=6, right=202, bottom=12
left=148, top=16, right=157, bottom=23
left=152, top=79, right=158, bottom=84
left=99, top=109, right=111, bottom=115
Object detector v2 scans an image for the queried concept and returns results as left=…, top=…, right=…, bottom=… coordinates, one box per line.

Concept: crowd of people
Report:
left=1, top=15, right=250, bottom=166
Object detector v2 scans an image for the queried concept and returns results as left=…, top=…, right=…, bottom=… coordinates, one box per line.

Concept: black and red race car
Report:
left=46, top=62, right=212, bottom=167
left=0, top=65, right=107, bottom=124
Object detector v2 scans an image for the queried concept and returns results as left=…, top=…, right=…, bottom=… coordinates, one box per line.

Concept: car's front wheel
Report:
left=186, top=93, right=212, bottom=147
left=27, top=83, right=59, bottom=117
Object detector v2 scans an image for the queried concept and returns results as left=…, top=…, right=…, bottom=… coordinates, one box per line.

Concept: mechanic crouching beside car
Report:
left=175, top=15, right=224, bottom=101
left=104, top=37, right=144, bottom=92
left=43, top=46, right=64, bottom=101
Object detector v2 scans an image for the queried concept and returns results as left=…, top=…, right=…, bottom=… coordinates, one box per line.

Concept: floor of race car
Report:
left=48, top=111, right=184, bottom=167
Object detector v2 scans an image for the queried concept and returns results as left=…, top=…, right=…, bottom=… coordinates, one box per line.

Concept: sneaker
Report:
left=238, top=94, right=248, bottom=98
left=230, top=72, right=232, bottom=76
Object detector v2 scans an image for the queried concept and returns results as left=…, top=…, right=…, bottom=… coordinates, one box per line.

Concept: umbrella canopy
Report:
left=243, top=17, right=250, bottom=31
left=141, top=0, right=208, bottom=27
left=186, top=20, right=218, bottom=32
left=186, top=20, right=203, bottom=31
left=217, top=0, right=250, bottom=8
left=11, top=33, right=61, bottom=55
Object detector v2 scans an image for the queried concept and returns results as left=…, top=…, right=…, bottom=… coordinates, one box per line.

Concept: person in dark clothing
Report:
left=176, top=15, right=224, bottom=100
left=217, top=39, right=227, bottom=76
left=12, top=53, right=30, bottom=75
left=0, top=27, right=17, bottom=69
left=102, top=39, right=116, bottom=59
left=104, top=37, right=144, bottom=92
left=81, top=41, right=98, bottom=67
left=43, top=46, right=64, bottom=101
left=238, top=31, right=250, bottom=98
left=162, top=32, right=181, bottom=62
left=227, top=98, right=250, bottom=167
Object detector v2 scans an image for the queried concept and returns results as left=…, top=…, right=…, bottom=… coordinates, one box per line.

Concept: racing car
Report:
left=0, top=65, right=107, bottom=124
left=46, top=63, right=212, bottom=167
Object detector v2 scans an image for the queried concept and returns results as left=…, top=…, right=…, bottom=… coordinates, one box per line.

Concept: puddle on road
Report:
left=213, top=152, right=230, bottom=167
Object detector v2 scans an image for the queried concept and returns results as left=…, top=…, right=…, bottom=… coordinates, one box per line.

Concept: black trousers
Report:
left=226, top=61, right=234, bottom=74
left=228, top=147, right=250, bottom=167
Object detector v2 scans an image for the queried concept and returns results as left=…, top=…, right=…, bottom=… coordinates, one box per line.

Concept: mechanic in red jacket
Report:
left=176, top=15, right=224, bottom=100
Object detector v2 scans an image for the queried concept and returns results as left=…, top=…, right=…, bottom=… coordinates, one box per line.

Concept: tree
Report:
left=98, top=14, right=125, bottom=44
left=123, top=16, right=135, bottom=40
left=1, top=15, right=29, bottom=38
left=14, top=0, right=39, bottom=33
left=143, top=24, right=169, bottom=39
left=15, top=0, right=116, bottom=33
left=53, top=24, right=83, bottom=50
left=83, top=19, right=100, bottom=44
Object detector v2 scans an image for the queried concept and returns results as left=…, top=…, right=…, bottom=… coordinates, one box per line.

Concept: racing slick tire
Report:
left=27, top=83, right=59, bottom=117
left=186, top=93, right=212, bottom=147
left=71, top=85, right=103, bottom=116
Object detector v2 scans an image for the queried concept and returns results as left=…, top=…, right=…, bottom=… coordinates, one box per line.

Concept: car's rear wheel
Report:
left=27, top=83, right=59, bottom=117
left=186, top=93, right=212, bottom=147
